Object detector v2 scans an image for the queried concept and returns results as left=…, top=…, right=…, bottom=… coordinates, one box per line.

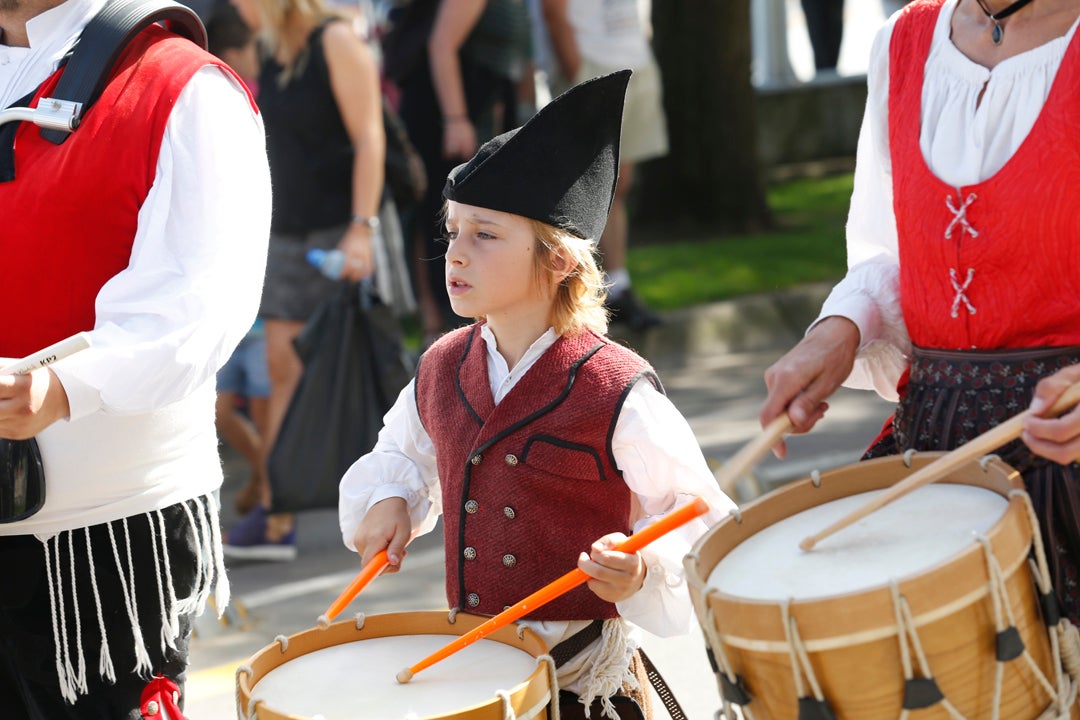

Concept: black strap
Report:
left=638, top=648, right=688, bottom=720
left=549, top=620, right=689, bottom=720
left=41, top=0, right=206, bottom=144
left=550, top=619, right=605, bottom=667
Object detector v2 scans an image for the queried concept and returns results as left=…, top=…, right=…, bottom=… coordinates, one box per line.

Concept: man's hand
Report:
left=0, top=368, right=70, bottom=439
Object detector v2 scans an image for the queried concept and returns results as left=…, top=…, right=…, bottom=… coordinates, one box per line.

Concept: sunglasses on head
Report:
left=0, top=438, right=45, bottom=523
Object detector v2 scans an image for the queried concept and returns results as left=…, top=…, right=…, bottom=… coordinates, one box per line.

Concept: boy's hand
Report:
left=578, top=533, right=646, bottom=603
left=352, top=497, right=411, bottom=574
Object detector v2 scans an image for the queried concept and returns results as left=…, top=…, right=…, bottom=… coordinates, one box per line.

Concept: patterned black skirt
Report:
left=864, top=345, right=1080, bottom=625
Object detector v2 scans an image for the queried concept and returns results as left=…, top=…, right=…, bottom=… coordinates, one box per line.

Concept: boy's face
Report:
left=443, top=201, right=552, bottom=326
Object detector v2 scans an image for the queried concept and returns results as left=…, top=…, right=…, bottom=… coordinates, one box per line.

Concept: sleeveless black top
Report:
left=259, top=21, right=353, bottom=234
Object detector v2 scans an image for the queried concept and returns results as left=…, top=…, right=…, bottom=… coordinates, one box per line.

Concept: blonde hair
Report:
left=531, top=220, right=609, bottom=337
left=255, top=0, right=344, bottom=76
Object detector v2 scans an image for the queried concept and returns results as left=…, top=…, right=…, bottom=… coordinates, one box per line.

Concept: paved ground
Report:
left=184, top=283, right=895, bottom=719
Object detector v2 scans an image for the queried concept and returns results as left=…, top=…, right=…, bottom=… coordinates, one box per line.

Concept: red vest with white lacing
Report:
left=416, top=324, right=659, bottom=621
left=0, top=26, right=248, bottom=357
left=889, top=0, right=1080, bottom=350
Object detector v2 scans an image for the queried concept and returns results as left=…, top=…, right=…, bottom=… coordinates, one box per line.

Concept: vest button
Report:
left=503, top=506, right=516, bottom=519
left=467, top=592, right=480, bottom=607
left=465, top=499, right=479, bottom=514
left=502, top=554, right=516, bottom=568
left=504, top=454, right=519, bottom=466
left=145, top=701, right=159, bottom=716
left=463, top=546, right=477, bottom=560
left=470, top=453, right=483, bottom=465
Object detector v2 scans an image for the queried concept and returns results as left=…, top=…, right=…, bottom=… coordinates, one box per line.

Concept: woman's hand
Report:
left=442, top=116, right=477, bottom=160
left=1023, top=364, right=1080, bottom=465
left=578, top=532, right=646, bottom=603
left=760, top=316, right=860, bottom=458
left=352, top=497, right=411, bottom=573
left=337, top=223, right=376, bottom=282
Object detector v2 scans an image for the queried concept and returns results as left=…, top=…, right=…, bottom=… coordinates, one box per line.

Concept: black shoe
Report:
left=606, top=289, right=663, bottom=330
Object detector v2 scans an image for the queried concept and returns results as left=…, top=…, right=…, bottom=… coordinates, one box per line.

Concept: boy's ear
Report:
left=550, top=250, right=577, bottom=284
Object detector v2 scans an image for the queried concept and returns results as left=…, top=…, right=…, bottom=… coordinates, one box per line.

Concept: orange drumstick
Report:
left=317, top=549, right=390, bottom=629
left=395, top=496, right=711, bottom=683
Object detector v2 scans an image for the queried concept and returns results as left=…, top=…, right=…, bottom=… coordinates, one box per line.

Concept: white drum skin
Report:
left=251, top=635, right=538, bottom=720
left=707, top=484, right=1008, bottom=601
left=236, top=612, right=553, bottom=720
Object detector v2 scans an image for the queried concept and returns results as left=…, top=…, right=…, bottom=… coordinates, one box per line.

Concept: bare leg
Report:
left=215, top=390, right=266, bottom=513
left=260, top=318, right=305, bottom=540
left=597, top=163, right=633, bottom=276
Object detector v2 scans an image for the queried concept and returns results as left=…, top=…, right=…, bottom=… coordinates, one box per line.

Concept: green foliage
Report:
left=629, top=173, right=853, bottom=310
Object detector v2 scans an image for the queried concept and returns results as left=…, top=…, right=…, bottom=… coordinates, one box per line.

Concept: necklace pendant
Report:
left=991, top=21, right=1004, bottom=45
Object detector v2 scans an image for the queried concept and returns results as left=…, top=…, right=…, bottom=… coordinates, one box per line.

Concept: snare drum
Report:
left=235, top=611, right=554, bottom=720
left=685, top=454, right=1079, bottom=720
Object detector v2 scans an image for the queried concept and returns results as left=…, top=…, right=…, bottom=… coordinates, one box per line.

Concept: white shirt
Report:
left=565, top=0, right=653, bottom=69
left=818, top=0, right=1080, bottom=401
left=0, top=0, right=272, bottom=535
left=339, top=325, right=735, bottom=648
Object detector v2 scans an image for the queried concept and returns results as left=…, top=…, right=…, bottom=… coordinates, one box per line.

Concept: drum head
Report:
left=237, top=612, right=552, bottom=720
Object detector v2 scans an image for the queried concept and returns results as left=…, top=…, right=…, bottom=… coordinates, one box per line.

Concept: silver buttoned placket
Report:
left=460, top=452, right=485, bottom=610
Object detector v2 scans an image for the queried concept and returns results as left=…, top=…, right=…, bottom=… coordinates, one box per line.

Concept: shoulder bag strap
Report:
left=41, top=0, right=206, bottom=144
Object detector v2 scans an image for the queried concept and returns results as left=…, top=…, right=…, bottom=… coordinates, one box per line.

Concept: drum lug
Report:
left=995, top=625, right=1025, bottom=662
left=902, top=677, right=944, bottom=710
left=717, top=671, right=751, bottom=706
left=1040, top=590, right=1062, bottom=627
left=796, top=697, right=837, bottom=720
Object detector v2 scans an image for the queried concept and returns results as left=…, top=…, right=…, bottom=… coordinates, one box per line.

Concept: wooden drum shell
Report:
left=235, top=611, right=553, bottom=720
left=685, top=454, right=1075, bottom=720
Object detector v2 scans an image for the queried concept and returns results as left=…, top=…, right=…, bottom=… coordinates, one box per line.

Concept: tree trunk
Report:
left=637, top=0, right=772, bottom=235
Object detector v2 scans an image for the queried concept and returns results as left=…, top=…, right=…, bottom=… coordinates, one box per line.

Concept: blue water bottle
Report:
left=307, top=248, right=346, bottom=280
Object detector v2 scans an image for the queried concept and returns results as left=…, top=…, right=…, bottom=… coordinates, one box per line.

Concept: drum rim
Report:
left=684, top=453, right=1038, bottom=650
left=235, top=610, right=553, bottom=720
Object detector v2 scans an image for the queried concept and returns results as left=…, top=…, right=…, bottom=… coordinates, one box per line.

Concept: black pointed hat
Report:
left=443, top=69, right=631, bottom=240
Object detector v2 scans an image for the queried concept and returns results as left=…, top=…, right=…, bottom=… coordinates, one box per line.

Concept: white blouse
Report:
left=819, top=0, right=1080, bottom=400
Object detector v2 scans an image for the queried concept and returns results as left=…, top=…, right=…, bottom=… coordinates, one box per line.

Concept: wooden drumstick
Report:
left=317, top=550, right=390, bottom=629
left=714, top=414, right=794, bottom=495
left=395, top=496, right=711, bottom=684
left=800, top=381, right=1080, bottom=551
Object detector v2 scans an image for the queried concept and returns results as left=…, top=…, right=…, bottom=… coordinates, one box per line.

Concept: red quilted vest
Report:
left=889, top=0, right=1080, bottom=351
left=416, top=324, right=659, bottom=621
left=0, top=26, right=249, bottom=357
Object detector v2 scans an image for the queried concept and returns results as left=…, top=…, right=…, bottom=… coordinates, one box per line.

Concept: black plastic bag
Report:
left=268, top=284, right=413, bottom=513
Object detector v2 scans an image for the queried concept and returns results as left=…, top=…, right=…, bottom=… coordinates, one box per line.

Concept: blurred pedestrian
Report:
left=387, top=0, right=532, bottom=347
left=541, top=0, right=666, bottom=330
left=215, top=320, right=271, bottom=515
left=223, top=0, right=386, bottom=561
left=204, top=0, right=271, bottom=518
left=206, top=0, right=260, bottom=87
left=800, top=0, right=845, bottom=72
left=0, top=0, right=270, bottom=712
left=760, top=0, right=1080, bottom=624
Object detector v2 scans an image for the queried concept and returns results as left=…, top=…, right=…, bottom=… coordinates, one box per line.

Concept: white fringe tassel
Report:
left=42, top=494, right=228, bottom=704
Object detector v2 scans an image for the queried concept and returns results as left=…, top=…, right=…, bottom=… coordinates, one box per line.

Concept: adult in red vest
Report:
left=0, top=0, right=270, bottom=715
left=760, top=0, right=1080, bottom=626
